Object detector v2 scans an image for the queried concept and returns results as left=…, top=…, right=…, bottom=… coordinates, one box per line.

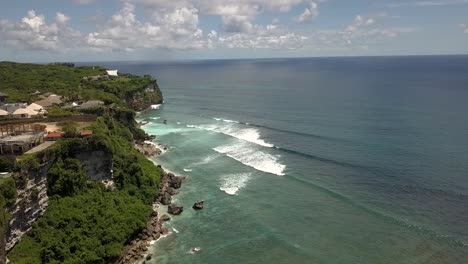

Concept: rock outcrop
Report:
left=134, top=142, right=162, bottom=157
left=126, top=81, right=163, bottom=112
left=116, top=210, right=168, bottom=264
left=118, top=168, right=185, bottom=263
left=168, top=204, right=183, bottom=215
left=193, top=200, right=204, bottom=210
left=157, top=171, right=185, bottom=205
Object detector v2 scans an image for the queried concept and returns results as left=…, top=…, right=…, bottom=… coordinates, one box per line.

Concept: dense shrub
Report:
left=47, top=158, right=87, bottom=197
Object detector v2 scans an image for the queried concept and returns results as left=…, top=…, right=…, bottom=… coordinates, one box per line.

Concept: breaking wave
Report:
left=219, top=173, right=252, bottom=195
left=189, top=124, right=274, bottom=148
left=213, top=143, right=286, bottom=176
left=213, top=117, right=240, bottom=123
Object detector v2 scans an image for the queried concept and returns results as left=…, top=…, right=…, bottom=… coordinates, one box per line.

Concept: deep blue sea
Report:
left=86, top=56, right=468, bottom=263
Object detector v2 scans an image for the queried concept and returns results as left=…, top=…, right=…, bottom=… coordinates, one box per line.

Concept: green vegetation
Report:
left=57, top=122, right=79, bottom=138
left=46, top=107, right=74, bottom=118
left=8, top=191, right=151, bottom=264
left=0, top=61, right=155, bottom=106
left=8, top=114, right=162, bottom=263
left=0, top=156, right=14, bottom=172
left=1, top=177, right=17, bottom=260
left=47, top=158, right=87, bottom=197
left=0, top=61, right=163, bottom=263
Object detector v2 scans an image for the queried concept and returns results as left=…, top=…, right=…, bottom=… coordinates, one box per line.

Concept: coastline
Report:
left=121, top=108, right=185, bottom=263
left=117, top=163, right=183, bottom=264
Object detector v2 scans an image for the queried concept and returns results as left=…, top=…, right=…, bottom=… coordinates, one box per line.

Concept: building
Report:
left=0, top=109, right=9, bottom=118
left=1, top=103, right=28, bottom=114
left=106, top=70, right=118, bottom=76
left=45, top=131, right=64, bottom=141
left=80, top=130, right=93, bottom=137
left=77, top=100, right=104, bottom=110
left=34, top=95, right=63, bottom=108
left=0, top=131, right=45, bottom=154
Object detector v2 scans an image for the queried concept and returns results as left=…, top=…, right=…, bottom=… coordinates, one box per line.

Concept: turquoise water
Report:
left=95, top=56, right=468, bottom=263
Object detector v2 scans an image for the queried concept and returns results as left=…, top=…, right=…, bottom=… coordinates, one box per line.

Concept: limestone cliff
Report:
left=6, top=159, right=54, bottom=251
left=5, top=150, right=113, bottom=253
left=125, top=80, right=163, bottom=111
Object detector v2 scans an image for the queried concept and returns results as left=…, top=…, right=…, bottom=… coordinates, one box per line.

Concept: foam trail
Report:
left=213, top=117, right=240, bottom=123
left=213, top=143, right=286, bottom=176
left=190, top=155, right=218, bottom=167
left=219, top=173, right=251, bottom=195
left=194, top=124, right=274, bottom=148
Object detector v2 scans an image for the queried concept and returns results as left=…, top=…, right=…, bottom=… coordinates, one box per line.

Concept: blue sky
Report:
left=0, top=0, right=467, bottom=62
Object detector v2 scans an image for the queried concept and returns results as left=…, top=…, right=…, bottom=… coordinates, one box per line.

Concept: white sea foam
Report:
left=219, top=173, right=251, bottom=195
left=151, top=117, right=161, bottom=120
left=183, top=168, right=192, bottom=172
left=150, top=104, right=161, bottom=109
left=213, top=143, right=286, bottom=176
left=190, top=155, right=218, bottom=167
left=192, top=124, right=274, bottom=148
left=140, top=121, right=152, bottom=127
left=213, top=117, right=239, bottom=123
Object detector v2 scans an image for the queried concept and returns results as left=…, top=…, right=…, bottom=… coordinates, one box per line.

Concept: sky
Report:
left=0, top=0, right=467, bottom=62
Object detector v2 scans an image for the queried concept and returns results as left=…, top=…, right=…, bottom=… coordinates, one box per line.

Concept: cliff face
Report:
left=125, top=81, right=163, bottom=112
left=6, top=160, right=54, bottom=251
left=5, top=150, right=113, bottom=252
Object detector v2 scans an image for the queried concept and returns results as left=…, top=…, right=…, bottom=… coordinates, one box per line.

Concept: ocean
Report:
left=90, top=56, right=468, bottom=264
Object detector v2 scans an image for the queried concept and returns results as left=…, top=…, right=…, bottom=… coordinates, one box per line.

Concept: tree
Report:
left=58, top=121, right=78, bottom=138
left=47, top=158, right=87, bottom=197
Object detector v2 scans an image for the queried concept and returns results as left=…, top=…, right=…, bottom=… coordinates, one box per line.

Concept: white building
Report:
left=106, top=70, right=118, bottom=76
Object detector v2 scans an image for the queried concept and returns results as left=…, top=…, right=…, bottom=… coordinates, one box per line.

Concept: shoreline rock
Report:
left=168, top=204, right=183, bottom=215
left=117, top=166, right=185, bottom=263
left=134, top=141, right=162, bottom=157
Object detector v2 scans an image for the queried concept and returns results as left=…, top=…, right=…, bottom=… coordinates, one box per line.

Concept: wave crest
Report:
left=219, top=173, right=251, bottom=195
left=193, top=124, right=274, bottom=148
left=213, top=117, right=240, bottom=123
left=213, top=143, right=286, bottom=176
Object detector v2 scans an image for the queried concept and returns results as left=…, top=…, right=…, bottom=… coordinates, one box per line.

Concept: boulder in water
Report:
left=168, top=204, right=183, bottom=215
left=192, top=200, right=204, bottom=210
left=160, top=214, right=171, bottom=221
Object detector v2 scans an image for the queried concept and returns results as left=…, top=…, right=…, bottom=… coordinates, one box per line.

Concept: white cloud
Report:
left=0, top=10, right=81, bottom=51
left=296, top=2, right=319, bottom=23
left=86, top=3, right=205, bottom=51
left=73, top=0, right=95, bottom=5
left=390, top=0, right=468, bottom=7
left=460, top=23, right=468, bottom=33
left=56, top=12, right=70, bottom=26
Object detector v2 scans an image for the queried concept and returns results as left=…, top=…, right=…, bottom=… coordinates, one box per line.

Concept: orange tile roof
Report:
left=46, top=131, right=64, bottom=138
left=80, top=130, right=93, bottom=136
